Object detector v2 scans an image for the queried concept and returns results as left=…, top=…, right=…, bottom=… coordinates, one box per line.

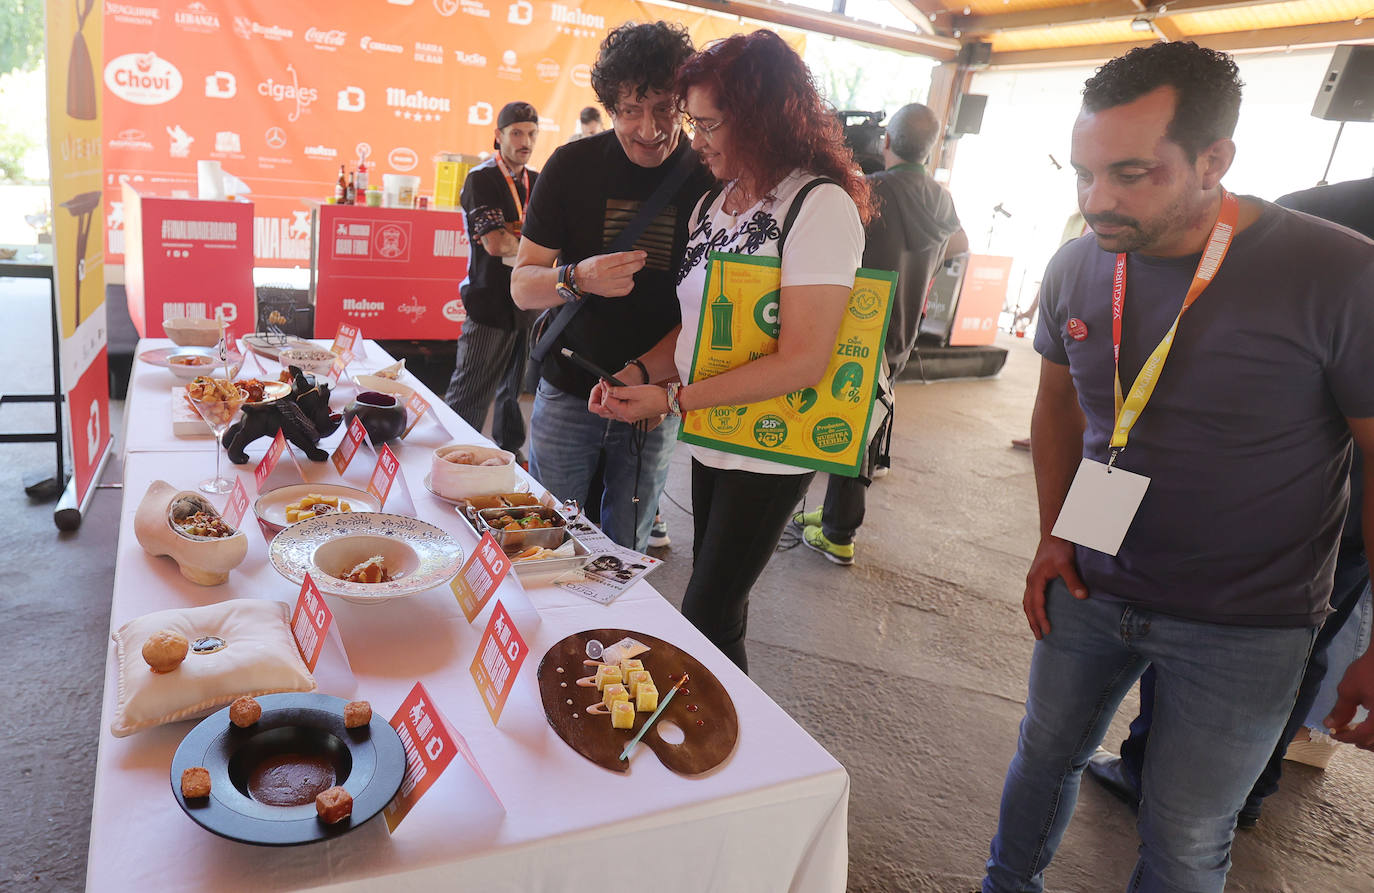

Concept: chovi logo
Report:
left=104, top=52, right=183, bottom=105
left=706, top=405, right=747, bottom=436
left=753, top=414, right=788, bottom=449
left=848, top=285, right=882, bottom=321
left=811, top=417, right=853, bottom=454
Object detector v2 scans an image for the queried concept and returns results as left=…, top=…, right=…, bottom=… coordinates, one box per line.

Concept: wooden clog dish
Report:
left=537, top=629, right=738, bottom=776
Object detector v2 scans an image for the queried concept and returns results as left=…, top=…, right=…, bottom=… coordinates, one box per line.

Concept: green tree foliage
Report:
left=0, top=0, right=45, bottom=77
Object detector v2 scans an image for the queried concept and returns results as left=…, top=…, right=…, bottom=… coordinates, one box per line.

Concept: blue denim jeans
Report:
left=527, top=379, right=679, bottom=551
left=985, top=580, right=1316, bottom=893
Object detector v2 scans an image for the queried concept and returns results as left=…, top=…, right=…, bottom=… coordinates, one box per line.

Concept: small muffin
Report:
left=142, top=630, right=189, bottom=673
left=229, top=696, right=261, bottom=728
left=344, top=700, right=372, bottom=728
left=316, top=786, right=353, bottom=824
left=181, top=766, right=211, bottom=799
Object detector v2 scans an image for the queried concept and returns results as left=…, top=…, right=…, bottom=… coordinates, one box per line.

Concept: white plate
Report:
left=269, top=512, right=465, bottom=604
left=140, top=345, right=244, bottom=369
left=242, top=332, right=315, bottom=359
left=353, top=374, right=416, bottom=403
left=253, top=483, right=381, bottom=532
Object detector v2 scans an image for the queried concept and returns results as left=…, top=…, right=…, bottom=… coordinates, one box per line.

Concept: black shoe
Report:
left=1236, top=803, right=1262, bottom=830
left=1086, top=747, right=1141, bottom=811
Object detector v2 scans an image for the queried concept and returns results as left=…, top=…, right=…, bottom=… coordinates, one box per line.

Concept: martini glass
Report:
left=186, top=382, right=247, bottom=493
left=23, top=212, right=49, bottom=261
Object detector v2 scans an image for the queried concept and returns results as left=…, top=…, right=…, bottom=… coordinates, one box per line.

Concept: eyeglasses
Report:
left=684, top=115, right=726, bottom=144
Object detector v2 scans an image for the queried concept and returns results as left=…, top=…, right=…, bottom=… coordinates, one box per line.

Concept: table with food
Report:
left=85, top=326, right=850, bottom=891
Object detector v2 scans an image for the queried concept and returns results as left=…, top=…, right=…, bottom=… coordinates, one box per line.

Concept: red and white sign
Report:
left=469, top=600, right=527, bottom=725
left=450, top=533, right=512, bottom=623
left=331, top=322, right=361, bottom=357
left=314, top=205, right=467, bottom=339
left=366, top=443, right=401, bottom=507
left=254, top=428, right=288, bottom=491
left=401, top=391, right=431, bottom=439
left=331, top=415, right=369, bottom=475
left=66, top=349, right=112, bottom=505
left=289, top=573, right=333, bottom=672
left=384, top=682, right=459, bottom=832
left=222, top=477, right=250, bottom=529
left=121, top=183, right=255, bottom=338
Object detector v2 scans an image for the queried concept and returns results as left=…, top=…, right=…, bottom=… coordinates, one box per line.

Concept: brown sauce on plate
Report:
left=247, top=753, right=337, bottom=806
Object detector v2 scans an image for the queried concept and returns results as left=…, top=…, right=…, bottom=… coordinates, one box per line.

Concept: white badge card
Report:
left=1051, top=458, right=1150, bottom=556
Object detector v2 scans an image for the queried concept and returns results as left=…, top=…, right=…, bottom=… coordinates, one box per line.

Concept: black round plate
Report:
left=170, top=692, right=405, bottom=846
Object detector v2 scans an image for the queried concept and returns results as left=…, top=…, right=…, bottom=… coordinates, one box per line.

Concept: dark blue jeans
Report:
left=1119, top=545, right=1370, bottom=812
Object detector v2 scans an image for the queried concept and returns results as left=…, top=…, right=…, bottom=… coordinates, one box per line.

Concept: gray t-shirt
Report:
left=1035, top=200, right=1374, bottom=627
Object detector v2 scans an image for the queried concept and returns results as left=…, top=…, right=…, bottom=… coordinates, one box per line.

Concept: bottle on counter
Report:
left=355, top=158, right=369, bottom=202
left=346, top=172, right=356, bottom=205
left=334, top=165, right=346, bottom=203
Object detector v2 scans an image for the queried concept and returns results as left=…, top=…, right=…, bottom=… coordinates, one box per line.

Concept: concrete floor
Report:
left=2, top=273, right=1371, bottom=891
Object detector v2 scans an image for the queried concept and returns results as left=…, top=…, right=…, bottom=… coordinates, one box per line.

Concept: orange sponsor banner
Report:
left=101, top=0, right=804, bottom=268
left=949, top=254, right=1013, bottom=347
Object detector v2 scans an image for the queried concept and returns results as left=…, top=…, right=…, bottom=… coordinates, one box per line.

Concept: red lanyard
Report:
left=494, top=156, right=529, bottom=223
left=1108, top=189, right=1239, bottom=460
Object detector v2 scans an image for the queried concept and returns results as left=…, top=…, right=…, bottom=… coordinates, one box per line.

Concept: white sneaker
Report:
left=871, top=464, right=889, bottom=479
left=648, top=516, right=670, bottom=548
left=1283, top=727, right=1341, bottom=769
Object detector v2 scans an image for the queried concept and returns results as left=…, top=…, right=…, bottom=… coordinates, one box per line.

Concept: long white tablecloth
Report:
left=86, top=340, right=848, bottom=892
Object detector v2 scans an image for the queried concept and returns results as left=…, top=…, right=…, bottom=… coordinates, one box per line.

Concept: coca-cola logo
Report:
left=305, top=27, right=347, bottom=49
left=104, top=52, right=183, bottom=105
left=388, top=147, right=418, bottom=171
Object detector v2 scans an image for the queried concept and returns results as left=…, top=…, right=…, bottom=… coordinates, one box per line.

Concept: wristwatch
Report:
left=665, top=382, right=683, bottom=417
left=556, top=263, right=582, bottom=304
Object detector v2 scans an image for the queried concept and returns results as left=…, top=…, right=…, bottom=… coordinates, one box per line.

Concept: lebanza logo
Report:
left=753, top=289, right=780, bottom=339
left=753, top=414, right=788, bottom=449
left=811, top=417, right=853, bottom=454
left=442, top=299, right=465, bottom=322
left=175, top=2, right=220, bottom=32
left=104, top=52, right=183, bottom=105
left=706, top=405, right=747, bottom=436
left=848, top=285, right=882, bottom=322
left=388, top=147, right=418, bottom=171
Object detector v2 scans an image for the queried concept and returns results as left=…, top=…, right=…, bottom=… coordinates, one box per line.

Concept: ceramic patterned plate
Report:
left=170, top=693, right=405, bottom=846
left=140, top=345, right=244, bottom=368
left=269, top=511, right=465, bottom=604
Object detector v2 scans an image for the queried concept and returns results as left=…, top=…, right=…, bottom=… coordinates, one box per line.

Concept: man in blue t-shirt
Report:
left=982, top=43, right=1374, bottom=893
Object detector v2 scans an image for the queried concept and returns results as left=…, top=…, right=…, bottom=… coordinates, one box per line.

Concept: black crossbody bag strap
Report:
left=530, top=149, right=702, bottom=365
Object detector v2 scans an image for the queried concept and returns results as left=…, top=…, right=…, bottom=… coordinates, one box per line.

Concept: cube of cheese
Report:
left=618, top=659, right=644, bottom=679
left=594, top=664, right=623, bottom=691
left=611, top=699, right=635, bottom=729
left=625, top=669, right=652, bottom=698
left=636, top=683, right=658, bottom=712
left=602, top=683, right=629, bottom=710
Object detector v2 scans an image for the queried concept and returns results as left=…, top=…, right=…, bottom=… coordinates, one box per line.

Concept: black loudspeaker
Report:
left=1312, top=45, right=1374, bottom=122
left=958, top=41, right=992, bottom=67
left=953, top=94, right=988, bottom=136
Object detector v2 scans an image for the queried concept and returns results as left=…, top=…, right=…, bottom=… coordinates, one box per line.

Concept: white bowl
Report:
left=280, top=347, right=338, bottom=376
left=430, top=443, right=516, bottom=499
left=167, top=348, right=241, bottom=381
left=163, top=317, right=223, bottom=347
left=352, top=374, right=415, bottom=403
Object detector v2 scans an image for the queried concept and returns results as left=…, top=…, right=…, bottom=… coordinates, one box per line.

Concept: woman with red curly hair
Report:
left=593, top=29, right=870, bottom=670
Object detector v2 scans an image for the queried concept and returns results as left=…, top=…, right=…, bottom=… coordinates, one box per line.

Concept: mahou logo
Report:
left=306, top=28, right=346, bottom=50
left=104, top=52, right=183, bottom=106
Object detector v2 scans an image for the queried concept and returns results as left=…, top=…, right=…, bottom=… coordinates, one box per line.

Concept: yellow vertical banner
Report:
left=47, top=0, right=111, bottom=505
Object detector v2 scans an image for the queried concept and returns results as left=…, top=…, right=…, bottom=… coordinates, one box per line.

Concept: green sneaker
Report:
left=791, top=507, right=822, bottom=529
left=802, top=525, right=854, bottom=566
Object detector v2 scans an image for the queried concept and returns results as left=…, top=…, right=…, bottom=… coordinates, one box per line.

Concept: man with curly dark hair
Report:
left=511, top=22, right=713, bottom=552
left=983, top=42, right=1374, bottom=892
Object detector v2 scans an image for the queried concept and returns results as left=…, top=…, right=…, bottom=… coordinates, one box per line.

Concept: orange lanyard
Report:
left=1108, top=189, right=1239, bottom=465
left=494, top=156, right=529, bottom=223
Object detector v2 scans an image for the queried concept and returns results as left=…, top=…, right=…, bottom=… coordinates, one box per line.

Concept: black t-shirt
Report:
left=862, top=164, right=961, bottom=371
left=520, top=130, right=714, bottom=398
left=460, top=158, right=536, bottom=330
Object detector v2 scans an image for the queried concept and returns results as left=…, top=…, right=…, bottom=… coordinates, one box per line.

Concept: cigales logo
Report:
left=305, top=28, right=347, bottom=50
left=104, top=52, right=183, bottom=105
left=257, top=64, right=317, bottom=123
left=360, top=36, right=404, bottom=54
left=388, top=147, right=419, bottom=172
left=398, top=296, right=427, bottom=322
